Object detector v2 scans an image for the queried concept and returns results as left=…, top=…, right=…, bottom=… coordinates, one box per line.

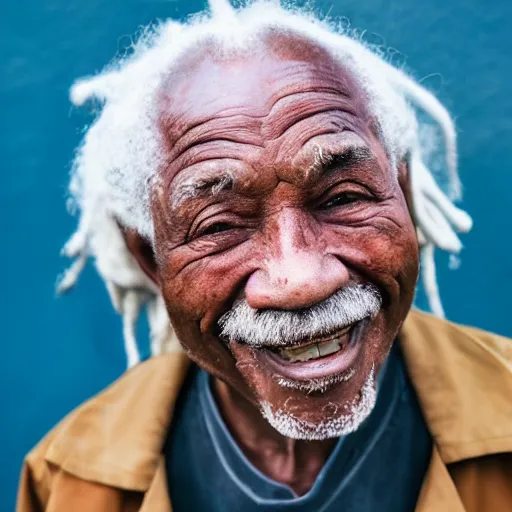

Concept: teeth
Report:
left=318, top=339, right=342, bottom=357
left=279, top=338, right=343, bottom=363
left=280, top=344, right=320, bottom=362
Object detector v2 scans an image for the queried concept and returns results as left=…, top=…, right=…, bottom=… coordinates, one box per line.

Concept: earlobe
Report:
left=121, top=226, right=159, bottom=284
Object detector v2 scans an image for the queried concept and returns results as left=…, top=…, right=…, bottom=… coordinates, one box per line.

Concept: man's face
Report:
left=150, top=35, right=419, bottom=439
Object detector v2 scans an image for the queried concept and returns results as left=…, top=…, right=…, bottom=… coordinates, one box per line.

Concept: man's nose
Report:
left=244, top=211, right=350, bottom=310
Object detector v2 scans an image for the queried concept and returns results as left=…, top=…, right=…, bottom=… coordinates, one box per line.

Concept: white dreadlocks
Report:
left=57, top=0, right=473, bottom=368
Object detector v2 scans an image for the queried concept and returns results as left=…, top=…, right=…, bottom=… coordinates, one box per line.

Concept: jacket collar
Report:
left=45, top=310, right=512, bottom=492
left=400, top=309, right=512, bottom=463
left=45, top=350, right=191, bottom=491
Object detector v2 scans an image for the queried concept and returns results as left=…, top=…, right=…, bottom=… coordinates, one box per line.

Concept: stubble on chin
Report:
left=259, top=365, right=377, bottom=441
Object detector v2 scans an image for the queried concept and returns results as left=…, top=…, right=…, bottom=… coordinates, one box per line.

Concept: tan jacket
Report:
left=17, top=310, right=512, bottom=512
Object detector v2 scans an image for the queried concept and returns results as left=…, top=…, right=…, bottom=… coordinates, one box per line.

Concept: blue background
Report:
left=1, top=0, right=510, bottom=510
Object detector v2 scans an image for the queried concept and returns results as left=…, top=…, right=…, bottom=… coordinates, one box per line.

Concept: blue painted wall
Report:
left=1, top=0, right=510, bottom=509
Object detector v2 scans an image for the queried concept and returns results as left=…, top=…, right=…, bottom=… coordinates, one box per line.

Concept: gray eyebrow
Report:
left=170, top=145, right=373, bottom=209
left=311, top=145, right=374, bottom=178
left=171, top=170, right=235, bottom=209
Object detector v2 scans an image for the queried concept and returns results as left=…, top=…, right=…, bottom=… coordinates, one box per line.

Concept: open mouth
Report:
left=271, top=325, right=352, bottom=363
left=249, top=319, right=368, bottom=384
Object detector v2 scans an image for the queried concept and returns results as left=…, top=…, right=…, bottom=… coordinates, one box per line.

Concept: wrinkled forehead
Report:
left=156, top=31, right=372, bottom=145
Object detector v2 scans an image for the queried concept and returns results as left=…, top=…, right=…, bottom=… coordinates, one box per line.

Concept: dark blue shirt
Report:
left=165, top=345, right=431, bottom=511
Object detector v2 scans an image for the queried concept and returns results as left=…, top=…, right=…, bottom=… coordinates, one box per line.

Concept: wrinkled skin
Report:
left=125, top=34, right=419, bottom=494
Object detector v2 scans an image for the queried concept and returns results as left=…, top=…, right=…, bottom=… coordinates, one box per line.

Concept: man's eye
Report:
left=319, top=193, right=363, bottom=210
left=198, top=222, right=233, bottom=237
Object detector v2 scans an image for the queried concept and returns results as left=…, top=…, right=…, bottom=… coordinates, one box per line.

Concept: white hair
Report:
left=261, top=366, right=376, bottom=440
left=58, top=0, right=473, bottom=367
left=219, top=284, right=381, bottom=347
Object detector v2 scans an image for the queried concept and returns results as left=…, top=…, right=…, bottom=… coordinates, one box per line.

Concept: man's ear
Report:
left=398, top=158, right=415, bottom=219
left=121, top=226, right=159, bottom=284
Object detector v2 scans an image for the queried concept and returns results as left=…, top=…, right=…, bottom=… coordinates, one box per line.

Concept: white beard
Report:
left=275, top=368, right=356, bottom=394
left=260, top=367, right=376, bottom=440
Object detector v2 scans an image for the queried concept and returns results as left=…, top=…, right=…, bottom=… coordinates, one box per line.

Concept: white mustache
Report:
left=218, top=284, right=382, bottom=347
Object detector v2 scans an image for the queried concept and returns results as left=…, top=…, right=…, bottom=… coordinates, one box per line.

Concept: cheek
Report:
left=157, top=242, right=257, bottom=332
left=325, top=206, right=419, bottom=302
left=157, top=247, right=256, bottom=393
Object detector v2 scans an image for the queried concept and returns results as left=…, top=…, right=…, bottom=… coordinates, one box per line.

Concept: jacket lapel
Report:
left=414, top=447, right=465, bottom=512
left=45, top=351, right=191, bottom=493
left=139, top=460, right=172, bottom=512
left=400, top=310, right=512, bottom=463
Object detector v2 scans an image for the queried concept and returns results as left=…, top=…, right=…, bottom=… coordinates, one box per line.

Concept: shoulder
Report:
left=407, top=308, right=511, bottom=350
left=401, top=309, right=512, bottom=464
left=17, top=352, right=190, bottom=511
left=404, top=308, right=511, bottom=368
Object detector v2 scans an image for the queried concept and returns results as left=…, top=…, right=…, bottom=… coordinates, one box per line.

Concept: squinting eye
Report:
left=320, top=193, right=363, bottom=210
left=198, top=222, right=233, bottom=237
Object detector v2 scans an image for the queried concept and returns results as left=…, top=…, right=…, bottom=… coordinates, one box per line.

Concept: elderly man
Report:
left=17, top=1, right=512, bottom=511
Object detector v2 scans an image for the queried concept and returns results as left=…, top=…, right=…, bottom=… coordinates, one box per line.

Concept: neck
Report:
left=213, top=377, right=337, bottom=496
